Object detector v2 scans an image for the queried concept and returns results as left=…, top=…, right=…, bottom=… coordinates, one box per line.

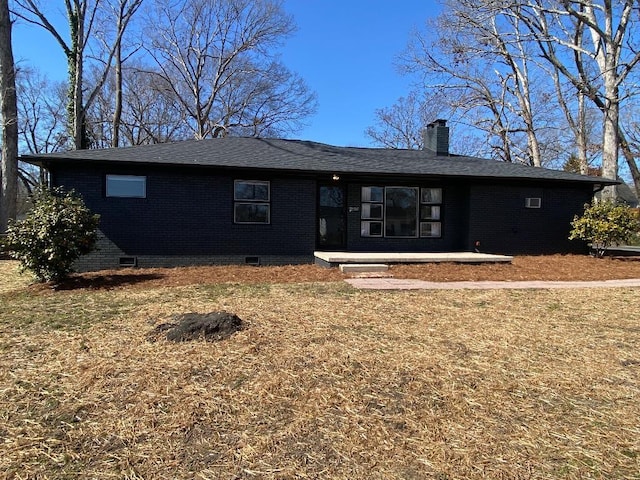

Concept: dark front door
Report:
left=318, top=184, right=346, bottom=250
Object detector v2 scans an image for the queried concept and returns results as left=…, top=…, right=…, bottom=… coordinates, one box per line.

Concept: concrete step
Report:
left=339, top=263, right=389, bottom=274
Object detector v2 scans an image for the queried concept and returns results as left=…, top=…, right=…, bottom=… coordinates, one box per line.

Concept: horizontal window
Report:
left=420, top=222, right=442, bottom=238
left=235, top=180, right=269, bottom=201
left=421, top=187, right=442, bottom=204
left=525, top=197, right=542, bottom=208
left=106, top=175, right=146, bottom=198
left=361, top=186, right=384, bottom=203
left=361, top=203, right=383, bottom=220
left=420, top=205, right=441, bottom=220
left=361, top=221, right=383, bottom=237
left=234, top=203, right=270, bottom=224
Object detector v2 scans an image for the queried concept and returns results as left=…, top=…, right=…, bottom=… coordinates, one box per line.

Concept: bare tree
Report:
left=92, top=0, right=143, bottom=147
left=87, top=65, right=190, bottom=145
left=0, top=0, right=18, bottom=232
left=366, top=91, right=433, bottom=150
left=13, top=0, right=144, bottom=149
left=17, top=68, right=69, bottom=154
left=513, top=0, right=640, bottom=198
left=143, top=0, right=316, bottom=140
left=401, top=0, right=553, bottom=166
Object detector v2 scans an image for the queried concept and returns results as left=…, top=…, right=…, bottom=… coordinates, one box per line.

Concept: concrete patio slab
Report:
left=315, top=251, right=513, bottom=267
left=346, top=278, right=640, bottom=290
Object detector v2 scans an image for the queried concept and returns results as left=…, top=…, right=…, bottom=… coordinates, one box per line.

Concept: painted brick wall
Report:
left=52, top=162, right=595, bottom=270
left=53, top=163, right=317, bottom=266
left=467, top=183, right=592, bottom=254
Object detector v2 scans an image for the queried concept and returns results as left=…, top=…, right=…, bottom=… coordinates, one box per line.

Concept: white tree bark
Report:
left=515, top=0, right=640, bottom=199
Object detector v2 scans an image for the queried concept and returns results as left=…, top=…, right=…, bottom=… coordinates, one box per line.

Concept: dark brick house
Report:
left=23, top=122, right=614, bottom=270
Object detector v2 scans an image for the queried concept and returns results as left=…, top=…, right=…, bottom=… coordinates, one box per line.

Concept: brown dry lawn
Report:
left=1, top=256, right=639, bottom=479
left=9, top=254, right=640, bottom=292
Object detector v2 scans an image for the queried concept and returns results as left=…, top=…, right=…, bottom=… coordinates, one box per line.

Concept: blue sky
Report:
left=11, top=0, right=441, bottom=147
left=280, top=1, right=440, bottom=146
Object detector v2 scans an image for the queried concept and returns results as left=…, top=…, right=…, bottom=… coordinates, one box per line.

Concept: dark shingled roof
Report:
left=22, top=137, right=615, bottom=184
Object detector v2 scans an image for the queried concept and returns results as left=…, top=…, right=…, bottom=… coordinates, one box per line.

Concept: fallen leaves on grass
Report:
left=1, top=279, right=640, bottom=478
left=3, top=254, right=640, bottom=294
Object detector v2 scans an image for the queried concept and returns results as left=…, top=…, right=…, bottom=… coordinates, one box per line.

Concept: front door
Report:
left=317, top=184, right=346, bottom=250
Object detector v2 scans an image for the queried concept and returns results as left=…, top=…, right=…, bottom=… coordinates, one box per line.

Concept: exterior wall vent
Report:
left=245, top=256, right=260, bottom=266
left=119, top=256, right=138, bottom=267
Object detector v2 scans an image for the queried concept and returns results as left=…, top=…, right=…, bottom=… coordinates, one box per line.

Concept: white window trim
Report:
left=360, top=185, right=444, bottom=239
left=421, top=187, right=443, bottom=204
left=420, top=221, right=442, bottom=238
left=361, top=220, right=383, bottom=237
left=361, top=202, right=383, bottom=220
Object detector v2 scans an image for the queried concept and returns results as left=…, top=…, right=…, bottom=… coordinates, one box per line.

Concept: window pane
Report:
left=421, top=188, right=442, bottom=204
left=385, top=187, right=417, bottom=237
left=361, top=221, right=383, bottom=237
left=235, top=180, right=269, bottom=201
left=420, top=205, right=441, bottom=220
left=235, top=203, right=270, bottom=223
left=420, top=222, right=442, bottom=238
left=361, top=203, right=383, bottom=219
left=106, top=175, right=146, bottom=198
left=319, top=186, right=344, bottom=208
left=361, top=186, right=383, bottom=203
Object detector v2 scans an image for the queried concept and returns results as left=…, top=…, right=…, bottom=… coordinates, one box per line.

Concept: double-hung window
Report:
left=234, top=180, right=270, bottom=224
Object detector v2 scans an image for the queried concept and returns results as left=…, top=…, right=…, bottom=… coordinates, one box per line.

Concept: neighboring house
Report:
left=616, top=182, right=639, bottom=208
left=22, top=121, right=616, bottom=271
left=593, top=181, right=639, bottom=208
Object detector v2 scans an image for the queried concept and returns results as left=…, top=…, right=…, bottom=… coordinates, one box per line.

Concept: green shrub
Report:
left=2, top=187, right=100, bottom=282
left=569, top=200, right=640, bottom=257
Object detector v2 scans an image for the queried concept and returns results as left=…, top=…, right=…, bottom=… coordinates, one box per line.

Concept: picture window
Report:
left=106, top=174, right=146, bottom=198
left=360, top=186, right=443, bottom=238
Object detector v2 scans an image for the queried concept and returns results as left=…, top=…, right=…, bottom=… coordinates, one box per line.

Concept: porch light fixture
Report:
left=332, top=174, right=340, bottom=181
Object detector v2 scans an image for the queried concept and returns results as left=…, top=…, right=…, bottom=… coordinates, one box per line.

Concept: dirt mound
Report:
left=148, top=311, right=244, bottom=342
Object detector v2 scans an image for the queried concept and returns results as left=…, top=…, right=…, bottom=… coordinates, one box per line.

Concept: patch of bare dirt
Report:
left=40, top=254, right=640, bottom=291
left=147, top=311, right=244, bottom=342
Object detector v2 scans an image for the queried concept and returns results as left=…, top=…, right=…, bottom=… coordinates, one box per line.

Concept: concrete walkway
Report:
left=346, top=277, right=640, bottom=290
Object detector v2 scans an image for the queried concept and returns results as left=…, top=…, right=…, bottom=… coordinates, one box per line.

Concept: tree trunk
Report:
left=73, top=6, right=86, bottom=149
left=600, top=81, right=619, bottom=200
left=112, top=37, right=122, bottom=147
left=0, top=0, right=18, bottom=232
left=576, top=92, right=588, bottom=175
left=619, top=129, right=640, bottom=201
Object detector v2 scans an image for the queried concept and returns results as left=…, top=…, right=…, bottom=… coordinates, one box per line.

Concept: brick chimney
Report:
left=423, top=119, right=449, bottom=156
